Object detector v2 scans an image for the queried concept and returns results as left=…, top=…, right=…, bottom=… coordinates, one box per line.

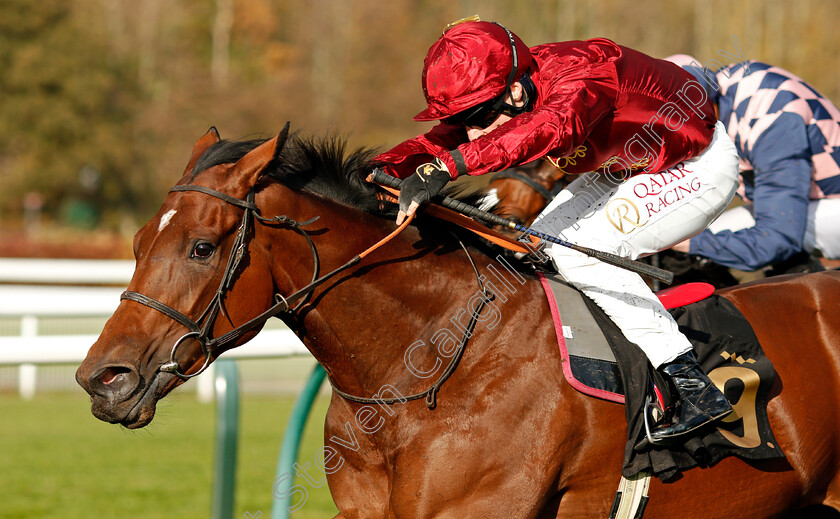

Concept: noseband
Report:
left=121, top=184, right=321, bottom=379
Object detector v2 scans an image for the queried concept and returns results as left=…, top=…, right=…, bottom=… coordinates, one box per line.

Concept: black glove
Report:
left=397, top=158, right=451, bottom=220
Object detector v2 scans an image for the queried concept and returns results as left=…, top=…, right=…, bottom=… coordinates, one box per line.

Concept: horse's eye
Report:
left=191, top=242, right=215, bottom=258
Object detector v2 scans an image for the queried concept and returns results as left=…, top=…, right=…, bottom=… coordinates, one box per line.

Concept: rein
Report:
left=121, top=182, right=492, bottom=410
left=329, top=236, right=493, bottom=410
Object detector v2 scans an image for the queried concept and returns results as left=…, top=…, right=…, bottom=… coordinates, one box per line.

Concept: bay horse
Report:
left=483, top=158, right=566, bottom=227
left=76, top=125, right=840, bottom=518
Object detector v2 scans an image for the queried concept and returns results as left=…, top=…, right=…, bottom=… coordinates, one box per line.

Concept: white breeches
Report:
left=532, top=122, right=740, bottom=367
left=707, top=199, right=840, bottom=260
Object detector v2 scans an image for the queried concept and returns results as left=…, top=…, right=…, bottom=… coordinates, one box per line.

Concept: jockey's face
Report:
left=466, top=81, right=525, bottom=141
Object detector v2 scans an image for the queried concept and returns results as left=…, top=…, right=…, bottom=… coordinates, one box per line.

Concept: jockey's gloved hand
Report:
left=396, top=158, right=451, bottom=225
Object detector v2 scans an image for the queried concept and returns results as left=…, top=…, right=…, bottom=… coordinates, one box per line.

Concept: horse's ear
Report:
left=184, top=127, right=221, bottom=174
left=275, top=121, right=290, bottom=156
left=234, top=123, right=291, bottom=187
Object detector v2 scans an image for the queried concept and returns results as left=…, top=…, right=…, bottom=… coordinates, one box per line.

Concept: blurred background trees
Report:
left=2, top=0, right=840, bottom=254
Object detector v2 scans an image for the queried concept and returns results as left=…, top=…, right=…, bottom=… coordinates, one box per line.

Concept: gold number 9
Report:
left=707, top=366, right=762, bottom=449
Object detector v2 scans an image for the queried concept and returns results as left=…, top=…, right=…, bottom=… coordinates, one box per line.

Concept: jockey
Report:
left=666, top=54, right=840, bottom=271
left=374, top=19, right=739, bottom=442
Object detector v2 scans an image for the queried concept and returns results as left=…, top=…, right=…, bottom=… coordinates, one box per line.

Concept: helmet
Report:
left=413, top=21, right=533, bottom=122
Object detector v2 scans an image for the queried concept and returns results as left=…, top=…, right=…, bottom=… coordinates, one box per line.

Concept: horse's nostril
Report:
left=88, top=364, right=139, bottom=398
left=99, top=366, right=132, bottom=387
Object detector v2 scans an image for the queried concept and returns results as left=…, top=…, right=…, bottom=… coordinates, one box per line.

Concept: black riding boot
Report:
left=649, top=351, right=732, bottom=442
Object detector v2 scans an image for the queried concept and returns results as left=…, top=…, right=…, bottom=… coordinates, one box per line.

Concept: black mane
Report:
left=191, top=133, right=388, bottom=214
left=191, top=132, right=488, bottom=217
left=190, top=131, right=534, bottom=273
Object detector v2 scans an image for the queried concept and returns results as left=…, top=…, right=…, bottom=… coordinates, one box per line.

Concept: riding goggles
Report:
left=442, top=72, right=535, bottom=129
left=442, top=96, right=513, bottom=128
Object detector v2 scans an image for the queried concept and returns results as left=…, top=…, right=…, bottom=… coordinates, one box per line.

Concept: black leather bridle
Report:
left=491, top=170, right=555, bottom=202
left=121, top=183, right=321, bottom=379
left=120, top=182, right=493, bottom=409
left=490, top=164, right=565, bottom=203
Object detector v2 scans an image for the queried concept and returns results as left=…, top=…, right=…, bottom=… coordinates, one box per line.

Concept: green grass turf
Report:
left=0, top=390, right=338, bottom=518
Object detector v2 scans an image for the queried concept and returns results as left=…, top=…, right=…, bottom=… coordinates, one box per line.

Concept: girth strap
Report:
left=609, top=471, right=651, bottom=519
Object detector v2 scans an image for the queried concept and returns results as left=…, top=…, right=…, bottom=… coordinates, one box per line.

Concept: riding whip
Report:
left=369, top=168, right=675, bottom=285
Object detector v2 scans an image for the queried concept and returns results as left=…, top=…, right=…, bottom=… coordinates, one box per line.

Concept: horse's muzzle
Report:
left=76, top=361, right=144, bottom=424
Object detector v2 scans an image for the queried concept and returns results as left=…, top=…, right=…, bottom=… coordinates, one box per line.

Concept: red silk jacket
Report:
left=375, top=38, right=716, bottom=180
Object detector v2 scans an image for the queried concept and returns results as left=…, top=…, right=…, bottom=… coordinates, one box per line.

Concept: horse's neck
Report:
left=260, top=191, right=535, bottom=396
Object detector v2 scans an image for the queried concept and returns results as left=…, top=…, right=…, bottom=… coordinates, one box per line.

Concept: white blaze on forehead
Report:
left=158, top=209, right=177, bottom=231
left=478, top=188, right=500, bottom=212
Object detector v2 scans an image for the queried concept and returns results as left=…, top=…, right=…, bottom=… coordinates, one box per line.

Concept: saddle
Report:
left=539, top=272, right=785, bottom=482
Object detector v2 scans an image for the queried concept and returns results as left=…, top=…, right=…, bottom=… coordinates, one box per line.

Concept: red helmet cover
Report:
left=413, top=21, right=533, bottom=121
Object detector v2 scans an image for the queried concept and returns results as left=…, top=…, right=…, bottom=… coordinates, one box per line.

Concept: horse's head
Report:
left=75, top=125, right=290, bottom=428
left=486, top=158, right=567, bottom=227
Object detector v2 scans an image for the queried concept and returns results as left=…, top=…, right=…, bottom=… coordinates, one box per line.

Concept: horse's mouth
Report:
left=90, top=369, right=176, bottom=429
left=119, top=389, right=158, bottom=429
